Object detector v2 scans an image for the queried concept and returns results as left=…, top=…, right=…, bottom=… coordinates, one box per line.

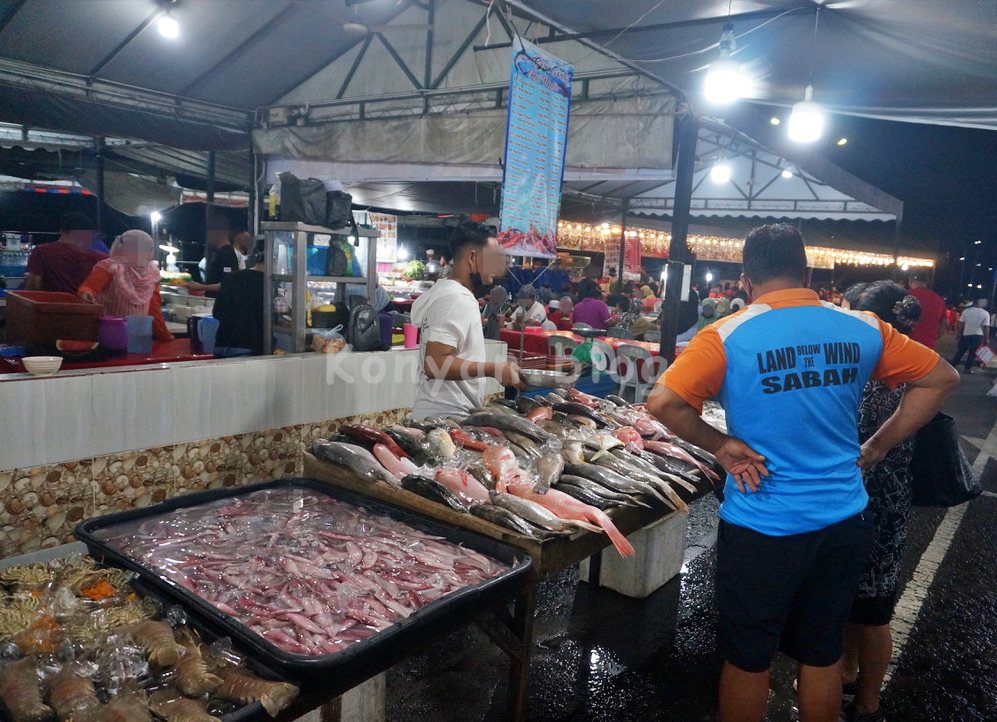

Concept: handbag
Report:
left=909, top=411, right=982, bottom=507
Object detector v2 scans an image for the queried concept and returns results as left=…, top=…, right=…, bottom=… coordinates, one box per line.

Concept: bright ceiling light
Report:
left=397, top=246, right=410, bottom=261
left=836, top=137, right=848, bottom=146
left=770, top=117, right=781, bottom=126
left=710, top=160, right=732, bottom=184
left=150, top=210, right=162, bottom=223
left=781, top=168, right=793, bottom=179
left=159, top=243, right=179, bottom=253
left=974, top=239, right=982, bottom=245
left=901, top=263, right=909, bottom=271
left=787, top=84, right=824, bottom=143
left=157, top=13, right=180, bottom=40
left=703, top=23, right=750, bottom=105
left=705, top=271, right=714, bottom=283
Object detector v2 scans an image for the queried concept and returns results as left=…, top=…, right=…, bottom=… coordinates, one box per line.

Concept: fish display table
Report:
left=303, top=451, right=713, bottom=720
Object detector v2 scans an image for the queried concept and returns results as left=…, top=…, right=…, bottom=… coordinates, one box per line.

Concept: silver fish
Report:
left=555, top=482, right=617, bottom=510
left=401, top=474, right=468, bottom=512
left=427, top=428, right=457, bottom=460
left=505, top=431, right=541, bottom=458
left=566, top=461, right=672, bottom=507
left=533, top=451, right=564, bottom=494
left=600, top=453, right=689, bottom=512
left=470, top=504, right=547, bottom=539
left=462, top=412, right=555, bottom=444
left=612, top=449, right=697, bottom=494
left=312, top=440, right=397, bottom=485
left=557, top=474, right=652, bottom=509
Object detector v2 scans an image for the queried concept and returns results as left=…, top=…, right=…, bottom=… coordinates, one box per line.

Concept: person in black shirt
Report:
left=188, top=228, right=253, bottom=297
left=212, top=241, right=266, bottom=357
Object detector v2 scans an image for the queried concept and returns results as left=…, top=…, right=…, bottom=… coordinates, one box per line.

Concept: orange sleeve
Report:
left=872, top=316, right=940, bottom=389
left=149, top=285, right=174, bottom=341
left=77, top=265, right=112, bottom=296
left=658, top=326, right=727, bottom=413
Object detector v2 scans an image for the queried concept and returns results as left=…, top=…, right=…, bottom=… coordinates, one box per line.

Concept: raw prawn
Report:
left=129, top=620, right=182, bottom=667
left=174, top=639, right=223, bottom=697
left=81, top=695, right=152, bottom=722
left=215, top=668, right=299, bottom=717
left=0, top=657, right=54, bottom=722
left=46, top=666, right=99, bottom=719
left=148, top=690, right=220, bottom=722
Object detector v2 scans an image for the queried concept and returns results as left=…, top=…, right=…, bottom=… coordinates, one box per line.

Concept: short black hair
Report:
left=578, top=278, right=602, bottom=299
left=742, top=223, right=808, bottom=284
left=228, top=227, right=250, bottom=242
left=60, top=212, right=94, bottom=232
left=843, top=282, right=869, bottom=308
left=607, top=293, right=626, bottom=309
left=450, top=220, right=496, bottom=260
left=852, top=280, right=921, bottom=334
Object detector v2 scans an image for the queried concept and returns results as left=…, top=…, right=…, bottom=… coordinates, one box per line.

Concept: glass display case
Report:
left=262, top=221, right=380, bottom=354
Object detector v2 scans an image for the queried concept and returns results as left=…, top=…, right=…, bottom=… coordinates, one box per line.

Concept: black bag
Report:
left=326, top=241, right=349, bottom=277
left=909, top=412, right=982, bottom=507
left=325, top=190, right=353, bottom=229
left=347, top=303, right=386, bottom=352
left=278, top=173, right=326, bottom=225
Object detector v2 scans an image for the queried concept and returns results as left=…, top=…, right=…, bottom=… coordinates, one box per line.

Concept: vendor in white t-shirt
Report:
left=410, top=222, right=526, bottom=419
left=952, top=298, right=990, bottom=374
left=508, top=284, right=547, bottom=329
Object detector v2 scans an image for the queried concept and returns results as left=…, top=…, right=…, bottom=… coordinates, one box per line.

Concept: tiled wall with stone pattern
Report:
left=0, top=408, right=410, bottom=558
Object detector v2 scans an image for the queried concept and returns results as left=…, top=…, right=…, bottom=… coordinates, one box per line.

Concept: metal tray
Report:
left=76, top=478, right=532, bottom=686
left=519, top=367, right=580, bottom=388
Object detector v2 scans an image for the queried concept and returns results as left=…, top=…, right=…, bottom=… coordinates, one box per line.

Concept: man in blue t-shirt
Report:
left=648, top=224, right=958, bottom=722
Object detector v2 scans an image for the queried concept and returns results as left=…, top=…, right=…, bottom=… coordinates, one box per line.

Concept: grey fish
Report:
left=561, top=440, right=585, bottom=465
left=533, top=452, right=564, bottom=494
left=515, top=396, right=544, bottom=414
left=558, top=474, right=652, bottom=509
left=489, top=492, right=601, bottom=534
left=466, top=462, right=496, bottom=490
left=401, top=474, right=469, bottom=512
left=564, top=462, right=671, bottom=506
left=601, top=452, right=689, bottom=512
left=312, top=440, right=397, bottom=485
left=505, top=431, right=541, bottom=458
left=470, top=504, right=547, bottom=539
left=552, top=403, right=618, bottom=428
left=605, top=394, right=633, bottom=408
left=546, top=391, right=568, bottom=405
left=624, top=448, right=700, bottom=492
left=555, top=483, right=617, bottom=510
left=461, top=412, right=555, bottom=444
left=471, top=405, right=517, bottom=416
left=612, top=449, right=697, bottom=494
left=427, top=428, right=457, bottom=460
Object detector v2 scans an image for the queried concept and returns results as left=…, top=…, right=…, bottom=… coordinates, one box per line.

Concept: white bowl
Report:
left=22, top=356, right=63, bottom=376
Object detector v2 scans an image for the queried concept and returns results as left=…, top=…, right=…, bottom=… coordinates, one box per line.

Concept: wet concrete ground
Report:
left=386, top=345, right=997, bottom=720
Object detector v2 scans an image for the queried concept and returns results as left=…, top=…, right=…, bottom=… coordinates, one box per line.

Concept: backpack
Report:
left=347, top=303, right=386, bottom=352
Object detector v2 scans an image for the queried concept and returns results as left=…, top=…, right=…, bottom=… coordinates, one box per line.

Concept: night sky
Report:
left=723, top=103, right=997, bottom=297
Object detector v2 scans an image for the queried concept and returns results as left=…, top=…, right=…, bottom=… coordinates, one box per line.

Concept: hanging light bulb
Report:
left=788, top=84, right=824, bottom=143
left=710, top=158, right=732, bottom=184
left=781, top=168, right=793, bottom=179
left=703, top=23, right=750, bottom=104
left=157, top=12, right=180, bottom=39
left=397, top=246, right=410, bottom=261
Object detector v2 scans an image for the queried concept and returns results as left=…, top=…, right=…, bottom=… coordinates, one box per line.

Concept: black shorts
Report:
left=848, top=591, right=898, bottom=626
left=717, top=512, right=875, bottom=673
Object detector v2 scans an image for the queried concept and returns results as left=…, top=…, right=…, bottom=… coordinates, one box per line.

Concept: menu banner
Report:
left=370, top=212, right=398, bottom=262
left=498, top=38, right=573, bottom=259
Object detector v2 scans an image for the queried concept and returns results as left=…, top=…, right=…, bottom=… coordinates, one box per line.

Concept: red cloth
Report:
left=26, top=241, right=106, bottom=295
left=548, top=310, right=573, bottom=330
left=909, top=286, right=946, bottom=349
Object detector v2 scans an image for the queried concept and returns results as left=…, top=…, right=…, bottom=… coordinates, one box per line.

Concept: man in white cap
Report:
left=508, top=284, right=547, bottom=329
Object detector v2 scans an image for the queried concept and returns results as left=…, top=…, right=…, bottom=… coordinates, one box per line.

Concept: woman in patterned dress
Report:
left=840, top=281, right=923, bottom=722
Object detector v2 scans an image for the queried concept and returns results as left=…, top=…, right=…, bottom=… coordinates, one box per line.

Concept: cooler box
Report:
left=6, top=291, right=103, bottom=345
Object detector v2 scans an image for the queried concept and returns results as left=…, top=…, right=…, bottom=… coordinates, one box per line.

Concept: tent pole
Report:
left=248, top=144, right=257, bottom=235
left=94, top=137, right=105, bottom=239
left=617, top=201, right=628, bottom=290
left=659, top=110, right=698, bottom=363
left=206, top=151, right=216, bottom=204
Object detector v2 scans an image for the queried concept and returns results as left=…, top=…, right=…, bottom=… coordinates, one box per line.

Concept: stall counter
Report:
left=0, top=338, right=212, bottom=374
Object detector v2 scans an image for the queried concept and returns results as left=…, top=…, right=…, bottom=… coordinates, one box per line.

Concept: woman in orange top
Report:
left=78, top=230, right=173, bottom=341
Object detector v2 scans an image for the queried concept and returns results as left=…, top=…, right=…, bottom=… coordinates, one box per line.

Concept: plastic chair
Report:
left=605, top=327, right=634, bottom=340
left=643, top=330, right=661, bottom=343
left=589, top=339, right=617, bottom=384
left=615, top=343, right=668, bottom=403
left=572, top=322, right=593, bottom=330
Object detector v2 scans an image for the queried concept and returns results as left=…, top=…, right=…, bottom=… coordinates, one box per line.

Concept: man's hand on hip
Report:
left=715, top=437, right=769, bottom=493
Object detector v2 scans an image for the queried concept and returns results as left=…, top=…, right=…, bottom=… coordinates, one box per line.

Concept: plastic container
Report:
left=97, top=316, right=128, bottom=351
left=378, top=312, right=393, bottom=348
left=6, top=291, right=103, bottom=345
left=306, top=245, right=328, bottom=276
left=75, top=478, right=532, bottom=686
left=403, top=323, right=419, bottom=349
left=126, top=315, right=153, bottom=354
left=198, top=316, right=220, bottom=355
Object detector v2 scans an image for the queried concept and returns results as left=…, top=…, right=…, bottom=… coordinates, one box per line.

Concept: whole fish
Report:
left=598, top=452, right=689, bottom=512
left=527, top=405, right=555, bottom=423
left=483, top=445, right=526, bottom=488
left=340, top=424, right=408, bottom=459
left=568, top=415, right=598, bottom=429
left=625, top=447, right=701, bottom=490
left=546, top=391, right=568, bottom=405
left=584, top=433, right=624, bottom=460
left=567, top=388, right=601, bottom=407
left=564, top=462, right=671, bottom=506
left=555, top=482, right=617, bottom=510
left=450, top=428, right=489, bottom=452
left=461, top=412, right=555, bottom=444
left=605, top=394, right=633, bottom=408
left=538, top=420, right=570, bottom=438
left=427, top=428, right=457, bottom=460
left=466, top=462, right=495, bottom=490
left=489, top=492, right=600, bottom=534
left=504, top=430, right=541, bottom=458
left=533, top=450, right=564, bottom=494
left=553, top=402, right=617, bottom=428
left=643, top=439, right=720, bottom=484
left=561, top=440, right=585, bottom=465
left=311, top=440, right=397, bottom=485
left=515, top=396, right=543, bottom=414
left=612, top=448, right=698, bottom=494
left=384, top=428, right=432, bottom=466
left=373, top=443, right=419, bottom=480
left=558, top=474, right=652, bottom=509
left=506, top=486, right=635, bottom=557
left=402, top=474, right=469, bottom=512
left=435, top=468, right=490, bottom=504
left=470, top=503, right=547, bottom=539
left=470, top=405, right=516, bottom=415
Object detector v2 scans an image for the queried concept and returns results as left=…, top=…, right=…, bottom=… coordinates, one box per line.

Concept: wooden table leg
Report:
left=505, top=583, right=537, bottom=722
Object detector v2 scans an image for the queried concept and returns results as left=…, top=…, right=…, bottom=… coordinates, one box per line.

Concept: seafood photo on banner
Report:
left=310, top=388, right=723, bottom=558
left=0, top=555, right=299, bottom=722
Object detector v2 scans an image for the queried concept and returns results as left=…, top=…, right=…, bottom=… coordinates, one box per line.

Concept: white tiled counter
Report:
left=0, top=341, right=505, bottom=556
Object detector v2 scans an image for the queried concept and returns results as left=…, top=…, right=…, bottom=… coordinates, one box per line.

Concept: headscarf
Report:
left=96, top=230, right=160, bottom=307
left=640, top=285, right=654, bottom=298
left=697, top=298, right=718, bottom=330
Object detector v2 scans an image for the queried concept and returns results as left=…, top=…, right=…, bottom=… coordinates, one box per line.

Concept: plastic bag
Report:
left=325, top=190, right=353, bottom=229
left=278, top=173, right=326, bottom=225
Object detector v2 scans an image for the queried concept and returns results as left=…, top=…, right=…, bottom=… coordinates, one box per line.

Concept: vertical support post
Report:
left=617, top=200, right=629, bottom=289
left=248, top=144, right=257, bottom=236
left=94, top=138, right=105, bottom=239
left=206, top=150, right=216, bottom=204
left=659, top=111, right=698, bottom=362
left=504, top=583, right=536, bottom=722
left=423, top=0, right=435, bottom=113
